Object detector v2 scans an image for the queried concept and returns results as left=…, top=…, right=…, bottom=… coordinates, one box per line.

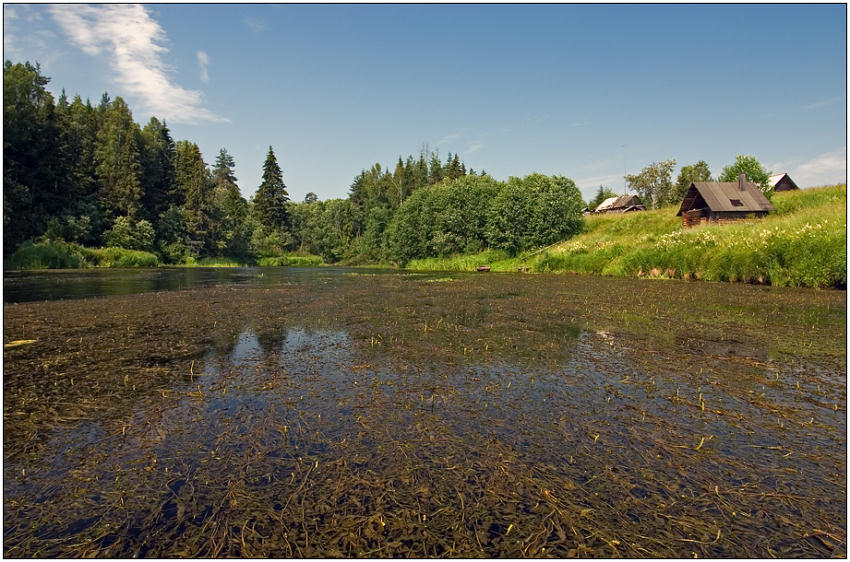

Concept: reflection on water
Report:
left=3, top=272, right=845, bottom=558
left=2, top=267, right=439, bottom=303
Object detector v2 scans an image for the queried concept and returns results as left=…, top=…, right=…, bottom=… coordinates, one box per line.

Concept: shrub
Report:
left=6, top=240, right=82, bottom=269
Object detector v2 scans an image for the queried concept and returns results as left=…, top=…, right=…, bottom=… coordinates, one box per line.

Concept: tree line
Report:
left=5, top=60, right=772, bottom=267
left=4, top=60, right=587, bottom=265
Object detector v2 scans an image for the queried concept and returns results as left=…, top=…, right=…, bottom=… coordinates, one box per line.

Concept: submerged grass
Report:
left=3, top=272, right=846, bottom=557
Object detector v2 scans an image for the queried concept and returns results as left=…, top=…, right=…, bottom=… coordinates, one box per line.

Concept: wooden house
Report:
left=676, top=173, right=774, bottom=227
left=594, top=194, right=646, bottom=213
left=768, top=173, right=799, bottom=192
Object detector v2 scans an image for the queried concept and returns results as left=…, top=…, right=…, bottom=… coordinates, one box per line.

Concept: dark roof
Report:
left=611, top=194, right=641, bottom=208
left=677, top=181, right=775, bottom=216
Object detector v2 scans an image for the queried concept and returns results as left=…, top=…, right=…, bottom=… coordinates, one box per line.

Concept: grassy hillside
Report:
left=407, top=184, right=846, bottom=289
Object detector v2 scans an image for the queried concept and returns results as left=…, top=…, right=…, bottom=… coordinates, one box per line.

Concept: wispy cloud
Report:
left=50, top=4, right=228, bottom=124
left=802, top=96, right=844, bottom=110
left=4, top=5, right=59, bottom=65
left=197, top=50, right=210, bottom=83
left=437, top=131, right=463, bottom=146
left=244, top=17, right=267, bottom=33
left=466, top=143, right=485, bottom=154
left=575, top=173, right=626, bottom=200
left=791, top=148, right=846, bottom=187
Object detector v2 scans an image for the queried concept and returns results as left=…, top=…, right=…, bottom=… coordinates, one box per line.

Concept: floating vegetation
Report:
left=3, top=271, right=846, bottom=557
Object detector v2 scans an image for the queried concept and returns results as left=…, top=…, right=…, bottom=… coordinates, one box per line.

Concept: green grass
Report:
left=6, top=241, right=159, bottom=269
left=258, top=254, right=324, bottom=267
left=406, top=184, right=847, bottom=289
left=177, top=256, right=255, bottom=268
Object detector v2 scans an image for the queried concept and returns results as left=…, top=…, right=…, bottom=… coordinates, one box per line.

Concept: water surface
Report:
left=3, top=270, right=845, bottom=557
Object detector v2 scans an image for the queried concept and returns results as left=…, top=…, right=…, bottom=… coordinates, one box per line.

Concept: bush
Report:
left=77, top=246, right=159, bottom=268
left=103, top=216, right=155, bottom=252
left=6, top=241, right=158, bottom=269
left=6, top=240, right=83, bottom=269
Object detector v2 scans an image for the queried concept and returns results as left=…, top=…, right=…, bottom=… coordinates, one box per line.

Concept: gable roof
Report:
left=677, top=181, right=775, bottom=216
left=595, top=194, right=642, bottom=212
left=611, top=194, right=641, bottom=208
left=595, top=196, right=619, bottom=212
left=769, top=173, right=799, bottom=189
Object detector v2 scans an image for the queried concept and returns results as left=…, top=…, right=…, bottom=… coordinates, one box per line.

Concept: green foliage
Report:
left=103, top=216, right=155, bottom=252
left=78, top=246, right=159, bottom=268
left=674, top=160, right=712, bottom=202
left=6, top=240, right=158, bottom=269
left=253, top=146, right=290, bottom=234
left=6, top=240, right=83, bottom=269
left=624, top=159, right=677, bottom=209
left=486, top=173, right=585, bottom=256
left=536, top=184, right=846, bottom=288
left=3, top=61, right=63, bottom=250
left=139, top=117, right=176, bottom=220
left=719, top=154, right=771, bottom=195
left=258, top=255, right=324, bottom=267
left=386, top=174, right=501, bottom=265
left=95, top=97, right=143, bottom=216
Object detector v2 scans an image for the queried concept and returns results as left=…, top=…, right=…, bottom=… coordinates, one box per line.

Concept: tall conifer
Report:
left=254, top=146, right=290, bottom=232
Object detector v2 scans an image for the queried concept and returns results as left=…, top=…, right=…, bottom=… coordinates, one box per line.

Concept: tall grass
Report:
left=178, top=257, right=255, bottom=268
left=406, top=185, right=846, bottom=289
left=258, top=254, right=324, bottom=267
left=6, top=241, right=159, bottom=269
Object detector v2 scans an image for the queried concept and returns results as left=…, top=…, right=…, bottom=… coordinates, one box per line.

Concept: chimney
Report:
left=738, top=173, right=746, bottom=191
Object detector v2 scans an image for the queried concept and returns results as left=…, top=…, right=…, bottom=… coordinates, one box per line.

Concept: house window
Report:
left=730, top=199, right=743, bottom=207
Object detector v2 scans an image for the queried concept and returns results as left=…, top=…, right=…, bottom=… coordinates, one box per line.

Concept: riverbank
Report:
left=406, top=184, right=846, bottom=289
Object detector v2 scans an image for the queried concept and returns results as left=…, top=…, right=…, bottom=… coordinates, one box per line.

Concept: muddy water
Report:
left=3, top=270, right=846, bottom=557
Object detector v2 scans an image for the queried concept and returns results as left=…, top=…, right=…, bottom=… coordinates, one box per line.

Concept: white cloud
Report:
left=50, top=4, right=228, bottom=124
left=466, top=143, right=485, bottom=154
left=244, top=17, right=267, bottom=33
left=791, top=148, right=847, bottom=187
left=197, top=50, right=210, bottom=83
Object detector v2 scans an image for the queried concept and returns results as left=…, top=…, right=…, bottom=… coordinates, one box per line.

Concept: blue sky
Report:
left=4, top=3, right=847, bottom=203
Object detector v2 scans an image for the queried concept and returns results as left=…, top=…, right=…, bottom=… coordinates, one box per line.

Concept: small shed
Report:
left=768, top=173, right=799, bottom=192
left=676, top=173, right=774, bottom=228
left=595, top=194, right=646, bottom=213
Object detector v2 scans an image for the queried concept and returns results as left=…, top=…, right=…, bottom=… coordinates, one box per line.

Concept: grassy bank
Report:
left=407, top=184, right=846, bottom=289
left=6, top=241, right=326, bottom=270
left=6, top=241, right=159, bottom=269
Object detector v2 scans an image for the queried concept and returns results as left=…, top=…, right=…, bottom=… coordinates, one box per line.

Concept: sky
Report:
left=4, top=3, right=847, bottom=203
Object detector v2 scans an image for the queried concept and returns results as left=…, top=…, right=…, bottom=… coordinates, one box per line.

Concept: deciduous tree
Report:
left=719, top=154, right=771, bottom=195
left=624, top=159, right=677, bottom=209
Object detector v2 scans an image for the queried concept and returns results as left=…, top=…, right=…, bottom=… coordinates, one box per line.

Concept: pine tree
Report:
left=254, top=146, right=290, bottom=233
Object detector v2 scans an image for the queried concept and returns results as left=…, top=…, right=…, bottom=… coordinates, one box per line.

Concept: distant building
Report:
left=768, top=173, right=800, bottom=192
left=676, top=173, right=774, bottom=227
left=594, top=194, right=646, bottom=213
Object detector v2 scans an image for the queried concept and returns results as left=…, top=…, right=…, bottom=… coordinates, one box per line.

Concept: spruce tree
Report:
left=139, top=117, right=176, bottom=220
left=254, top=146, right=290, bottom=233
left=94, top=96, right=142, bottom=217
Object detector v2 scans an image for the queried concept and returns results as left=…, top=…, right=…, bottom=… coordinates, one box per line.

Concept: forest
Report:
left=3, top=61, right=586, bottom=267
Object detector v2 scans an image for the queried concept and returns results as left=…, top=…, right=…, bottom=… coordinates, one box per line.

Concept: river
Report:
left=3, top=268, right=846, bottom=557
